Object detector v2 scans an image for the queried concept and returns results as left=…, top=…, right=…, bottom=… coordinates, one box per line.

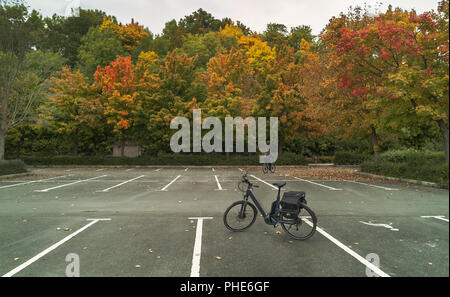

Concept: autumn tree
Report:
left=93, top=55, right=144, bottom=156
left=43, top=68, right=102, bottom=155
left=322, top=3, right=449, bottom=160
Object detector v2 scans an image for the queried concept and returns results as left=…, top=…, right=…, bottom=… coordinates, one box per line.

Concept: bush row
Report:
left=0, top=160, right=27, bottom=176
left=22, top=152, right=308, bottom=166
left=334, top=151, right=371, bottom=165
left=361, top=150, right=448, bottom=187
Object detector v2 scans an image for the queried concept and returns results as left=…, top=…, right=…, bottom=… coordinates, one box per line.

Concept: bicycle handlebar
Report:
left=241, top=172, right=258, bottom=188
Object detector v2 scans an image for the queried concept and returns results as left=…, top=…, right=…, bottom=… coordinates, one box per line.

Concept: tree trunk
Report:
left=436, top=119, right=449, bottom=163
left=120, top=138, right=125, bottom=157
left=0, top=129, right=5, bottom=160
left=73, top=139, right=78, bottom=156
left=370, top=125, right=381, bottom=159
left=278, top=135, right=283, bottom=157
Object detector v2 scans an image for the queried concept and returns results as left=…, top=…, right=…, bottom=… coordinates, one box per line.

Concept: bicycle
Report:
left=224, top=172, right=317, bottom=240
left=262, top=163, right=276, bottom=174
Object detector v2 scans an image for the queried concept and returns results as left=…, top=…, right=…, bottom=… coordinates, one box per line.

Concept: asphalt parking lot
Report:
left=0, top=166, right=448, bottom=277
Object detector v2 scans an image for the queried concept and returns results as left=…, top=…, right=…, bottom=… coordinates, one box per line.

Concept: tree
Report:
left=162, top=19, right=186, bottom=50
left=77, top=26, right=126, bottom=79
left=93, top=55, right=144, bottom=156
left=179, top=9, right=222, bottom=35
left=181, top=32, right=218, bottom=68
left=263, top=23, right=288, bottom=48
left=40, top=9, right=110, bottom=67
left=288, top=25, right=315, bottom=51
left=99, top=17, right=150, bottom=52
left=322, top=4, right=449, bottom=160
left=0, top=1, right=64, bottom=159
left=43, top=68, right=101, bottom=155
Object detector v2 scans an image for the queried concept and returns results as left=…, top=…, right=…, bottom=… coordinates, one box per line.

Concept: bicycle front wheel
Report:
left=270, top=164, right=276, bottom=173
left=262, top=164, right=268, bottom=174
left=223, top=201, right=257, bottom=232
left=281, top=203, right=317, bottom=240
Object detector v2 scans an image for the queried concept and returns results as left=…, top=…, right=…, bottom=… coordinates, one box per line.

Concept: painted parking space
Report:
left=0, top=167, right=447, bottom=277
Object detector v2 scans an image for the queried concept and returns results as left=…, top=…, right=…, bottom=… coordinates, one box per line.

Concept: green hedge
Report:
left=361, top=150, right=448, bottom=187
left=22, top=153, right=308, bottom=166
left=334, top=151, right=371, bottom=165
left=0, top=160, right=27, bottom=176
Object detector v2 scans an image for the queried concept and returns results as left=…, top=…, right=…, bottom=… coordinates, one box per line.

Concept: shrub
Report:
left=334, top=151, right=371, bottom=165
left=0, top=159, right=27, bottom=176
left=361, top=150, right=448, bottom=188
left=22, top=153, right=308, bottom=166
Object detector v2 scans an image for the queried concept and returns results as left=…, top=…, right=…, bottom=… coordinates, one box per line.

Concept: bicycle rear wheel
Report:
left=223, top=201, right=257, bottom=231
left=281, top=203, right=317, bottom=240
left=262, top=164, right=268, bottom=174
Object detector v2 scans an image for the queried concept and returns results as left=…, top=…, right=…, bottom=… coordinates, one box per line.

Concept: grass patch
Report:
left=0, top=159, right=27, bottom=176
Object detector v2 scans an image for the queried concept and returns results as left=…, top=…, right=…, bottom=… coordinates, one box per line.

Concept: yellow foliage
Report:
left=99, top=17, right=149, bottom=51
left=219, top=23, right=243, bottom=39
left=245, top=39, right=275, bottom=75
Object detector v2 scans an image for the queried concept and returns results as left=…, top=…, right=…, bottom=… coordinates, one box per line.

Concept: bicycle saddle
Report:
left=272, top=182, right=286, bottom=188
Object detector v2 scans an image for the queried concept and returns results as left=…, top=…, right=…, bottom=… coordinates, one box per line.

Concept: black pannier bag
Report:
left=280, top=191, right=306, bottom=218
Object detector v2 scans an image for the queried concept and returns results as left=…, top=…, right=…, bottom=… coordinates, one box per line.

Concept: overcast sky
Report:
left=25, top=0, right=441, bottom=35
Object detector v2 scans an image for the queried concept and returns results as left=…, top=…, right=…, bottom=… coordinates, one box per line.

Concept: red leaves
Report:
left=339, top=75, right=352, bottom=88
left=351, top=88, right=369, bottom=98
left=380, top=48, right=390, bottom=60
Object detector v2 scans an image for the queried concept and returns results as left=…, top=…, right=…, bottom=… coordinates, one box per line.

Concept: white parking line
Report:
left=343, top=180, right=398, bottom=191
left=2, top=218, right=111, bottom=277
left=214, top=175, right=225, bottom=191
left=188, top=217, right=213, bottom=277
left=291, top=176, right=342, bottom=191
left=96, top=175, right=146, bottom=192
left=421, top=215, right=449, bottom=223
left=303, top=219, right=390, bottom=277
left=159, top=175, right=181, bottom=191
left=0, top=176, right=67, bottom=189
left=250, top=175, right=278, bottom=190
left=34, top=175, right=108, bottom=192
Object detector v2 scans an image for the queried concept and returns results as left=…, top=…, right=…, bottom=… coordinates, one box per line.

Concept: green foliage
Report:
left=0, top=159, right=26, bottom=175
left=334, top=151, right=371, bottom=165
left=361, top=150, right=448, bottom=187
left=77, top=27, right=126, bottom=78
left=40, top=9, right=110, bottom=67
left=181, top=32, right=218, bottom=68
left=22, top=153, right=306, bottom=166
left=0, top=2, right=43, bottom=55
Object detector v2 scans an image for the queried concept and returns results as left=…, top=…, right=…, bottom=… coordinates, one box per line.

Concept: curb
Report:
left=355, top=171, right=447, bottom=189
left=0, top=171, right=32, bottom=179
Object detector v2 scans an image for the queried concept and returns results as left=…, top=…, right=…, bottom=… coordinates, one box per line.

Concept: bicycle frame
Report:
left=243, top=187, right=296, bottom=226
